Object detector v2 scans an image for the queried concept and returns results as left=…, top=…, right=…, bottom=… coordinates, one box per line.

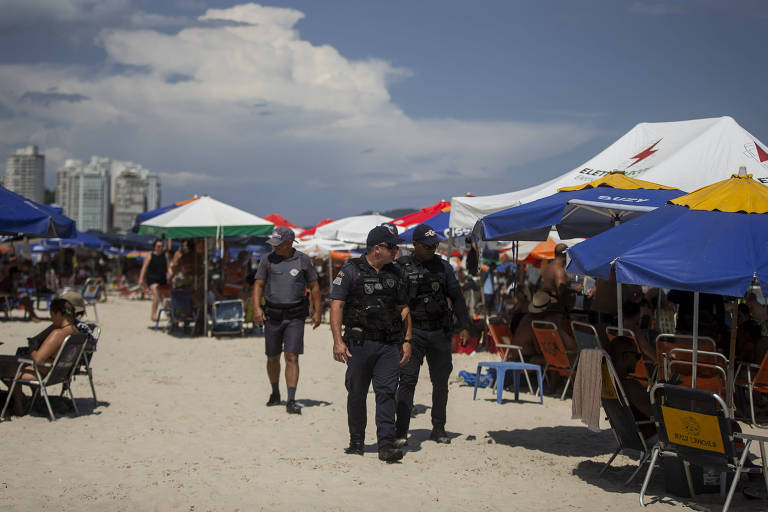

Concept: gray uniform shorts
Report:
left=264, top=317, right=305, bottom=356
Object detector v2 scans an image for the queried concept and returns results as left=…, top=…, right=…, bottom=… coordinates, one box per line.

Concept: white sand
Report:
left=0, top=297, right=765, bottom=511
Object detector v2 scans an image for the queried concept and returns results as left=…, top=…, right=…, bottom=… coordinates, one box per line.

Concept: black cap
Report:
left=412, top=223, right=441, bottom=246
left=367, top=225, right=402, bottom=246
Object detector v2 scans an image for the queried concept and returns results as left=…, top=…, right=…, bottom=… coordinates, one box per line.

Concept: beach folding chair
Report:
left=640, top=383, right=768, bottom=511
left=600, top=356, right=655, bottom=485
left=571, top=320, right=603, bottom=351
left=153, top=285, right=172, bottom=331
left=532, top=320, right=579, bottom=400
left=170, top=288, right=197, bottom=335
left=81, top=278, right=103, bottom=323
left=1, top=333, right=88, bottom=421
left=70, top=324, right=101, bottom=405
left=655, top=334, right=717, bottom=382
left=211, top=299, right=245, bottom=337
left=738, top=351, right=768, bottom=427
left=487, top=322, right=534, bottom=394
left=607, top=326, right=651, bottom=387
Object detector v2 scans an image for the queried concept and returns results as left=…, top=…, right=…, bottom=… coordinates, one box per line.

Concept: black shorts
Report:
left=147, top=275, right=167, bottom=286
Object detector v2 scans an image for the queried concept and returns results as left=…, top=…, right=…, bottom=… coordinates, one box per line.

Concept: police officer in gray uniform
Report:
left=395, top=224, right=470, bottom=446
left=253, top=227, right=322, bottom=415
left=330, top=225, right=412, bottom=462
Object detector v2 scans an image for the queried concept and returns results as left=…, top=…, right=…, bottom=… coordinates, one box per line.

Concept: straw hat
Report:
left=528, top=290, right=552, bottom=313
left=57, top=290, right=86, bottom=316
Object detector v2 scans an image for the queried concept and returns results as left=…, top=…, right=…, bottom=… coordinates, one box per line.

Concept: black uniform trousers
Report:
left=395, top=327, right=453, bottom=436
left=345, top=339, right=400, bottom=447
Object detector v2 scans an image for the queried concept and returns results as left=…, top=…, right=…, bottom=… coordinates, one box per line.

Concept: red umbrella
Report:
left=391, top=200, right=451, bottom=229
left=264, top=214, right=302, bottom=230
left=298, top=218, right=334, bottom=239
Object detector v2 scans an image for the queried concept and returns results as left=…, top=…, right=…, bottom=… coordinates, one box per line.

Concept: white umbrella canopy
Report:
left=138, top=196, right=273, bottom=238
left=294, top=237, right=359, bottom=257
left=314, top=214, right=393, bottom=244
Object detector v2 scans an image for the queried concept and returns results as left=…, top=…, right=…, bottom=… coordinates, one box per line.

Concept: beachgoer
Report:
left=330, top=225, right=412, bottom=462
left=0, top=265, right=40, bottom=321
left=138, top=239, right=169, bottom=321
left=252, top=227, right=322, bottom=415
left=512, top=290, right=578, bottom=363
left=607, top=336, right=656, bottom=438
left=394, top=224, right=469, bottom=446
left=540, top=243, right=573, bottom=310
left=0, top=298, right=78, bottom=415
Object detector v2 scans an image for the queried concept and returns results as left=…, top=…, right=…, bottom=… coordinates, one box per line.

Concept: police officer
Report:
left=253, top=227, right=323, bottom=415
left=395, top=224, right=470, bottom=446
left=330, top=225, right=412, bottom=462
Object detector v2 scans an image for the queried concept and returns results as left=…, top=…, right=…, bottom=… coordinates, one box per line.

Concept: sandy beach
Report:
left=0, top=297, right=765, bottom=511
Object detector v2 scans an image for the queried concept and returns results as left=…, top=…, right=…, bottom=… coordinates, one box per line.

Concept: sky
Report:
left=1, top=0, right=767, bottom=225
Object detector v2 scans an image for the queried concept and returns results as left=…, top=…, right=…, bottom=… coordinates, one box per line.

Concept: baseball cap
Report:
left=367, top=225, right=402, bottom=246
left=412, top=224, right=441, bottom=246
left=57, top=290, right=86, bottom=315
left=267, top=226, right=296, bottom=246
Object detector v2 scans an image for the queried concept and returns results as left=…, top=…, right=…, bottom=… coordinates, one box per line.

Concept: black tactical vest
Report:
left=399, top=255, right=451, bottom=331
left=342, top=258, right=403, bottom=343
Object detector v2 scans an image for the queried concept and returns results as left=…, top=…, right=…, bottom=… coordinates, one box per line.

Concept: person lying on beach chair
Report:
left=0, top=298, right=78, bottom=415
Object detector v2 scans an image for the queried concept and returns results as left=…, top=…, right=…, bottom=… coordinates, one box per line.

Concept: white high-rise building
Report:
left=56, top=157, right=111, bottom=232
left=4, top=145, right=45, bottom=202
left=110, top=160, right=161, bottom=231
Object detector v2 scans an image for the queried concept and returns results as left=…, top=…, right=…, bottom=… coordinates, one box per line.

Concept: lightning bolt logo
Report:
left=627, top=139, right=662, bottom=168
left=755, top=141, right=768, bottom=163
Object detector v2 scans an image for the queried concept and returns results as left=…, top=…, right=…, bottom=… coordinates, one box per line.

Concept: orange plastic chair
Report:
left=487, top=322, right=533, bottom=394
left=654, top=334, right=717, bottom=381
left=531, top=320, right=578, bottom=400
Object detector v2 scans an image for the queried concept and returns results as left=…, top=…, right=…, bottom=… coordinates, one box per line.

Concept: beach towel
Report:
left=458, top=369, right=493, bottom=387
left=571, top=348, right=605, bottom=432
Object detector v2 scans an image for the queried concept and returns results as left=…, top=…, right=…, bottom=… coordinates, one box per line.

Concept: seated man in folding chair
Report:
left=0, top=298, right=78, bottom=415
left=608, top=336, right=656, bottom=439
left=0, top=265, right=41, bottom=321
left=513, top=290, right=578, bottom=363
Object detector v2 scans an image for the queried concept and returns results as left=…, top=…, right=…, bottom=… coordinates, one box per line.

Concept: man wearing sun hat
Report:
left=253, top=226, right=323, bottom=415
left=394, top=223, right=470, bottom=447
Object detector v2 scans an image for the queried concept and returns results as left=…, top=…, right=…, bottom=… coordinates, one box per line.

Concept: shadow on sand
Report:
left=487, top=426, right=615, bottom=458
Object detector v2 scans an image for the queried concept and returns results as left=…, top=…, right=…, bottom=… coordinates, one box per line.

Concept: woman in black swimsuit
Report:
left=138, top=239, right=169, bottom=321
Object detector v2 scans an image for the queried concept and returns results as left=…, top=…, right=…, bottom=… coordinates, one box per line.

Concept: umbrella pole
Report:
left=617, top=279, right=623, bottom=336
left=204, top=237, right=209, bottom=337
left=692, top=292, right=699, bottom=388
left=727, top=300, right=738, bottom=411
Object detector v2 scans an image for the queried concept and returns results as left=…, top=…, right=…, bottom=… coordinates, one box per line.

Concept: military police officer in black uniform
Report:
left=330, top=225, right=412, bottom=462
left=395, top=224, right=470, bottom=446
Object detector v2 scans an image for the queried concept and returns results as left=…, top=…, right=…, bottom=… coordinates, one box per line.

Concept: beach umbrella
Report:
left=398, top=211, right=450, bottom=244
left=391, top=200, right=451, bottom=230
left=45, top=230, right=113, bottom=250
left=477, top=172, right=685, bottom=241
left=264, top=214, right=302, bottom=230
left=0, top=185, right=76, bottom=238
left=138, top=196, right=274, bottom=336
left=567, top=170, right=768, bottom=393
left=314, top=214, right=393, bottom=245
left=131, top=196, right=199, bottom=233
left=298, top=219, right=334, bottom=240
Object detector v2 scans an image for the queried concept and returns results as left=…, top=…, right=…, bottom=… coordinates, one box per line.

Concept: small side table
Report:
left=473, top=361, right=544, bottom=404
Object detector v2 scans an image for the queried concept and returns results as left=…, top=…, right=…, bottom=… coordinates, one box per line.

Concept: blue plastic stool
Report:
left=472, top=361, right=544, bottom=404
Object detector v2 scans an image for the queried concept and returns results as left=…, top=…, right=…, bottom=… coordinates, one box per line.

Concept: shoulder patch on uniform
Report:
left=333, top=276, right=343, bottom=285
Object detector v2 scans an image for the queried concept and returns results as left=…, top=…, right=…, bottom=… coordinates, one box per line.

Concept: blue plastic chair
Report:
left=472, top=361, right=544, bottom=404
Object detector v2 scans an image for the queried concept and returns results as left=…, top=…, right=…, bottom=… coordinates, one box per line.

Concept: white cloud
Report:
left=0, top=2, right=598, bottom=218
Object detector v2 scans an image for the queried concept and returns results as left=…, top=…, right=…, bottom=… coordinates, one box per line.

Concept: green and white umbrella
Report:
left=138, top=196, right=273, bottom=238
left=138, top=196, right=273, bottom=336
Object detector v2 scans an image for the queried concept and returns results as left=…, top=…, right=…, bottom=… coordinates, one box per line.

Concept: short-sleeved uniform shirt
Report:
left=330, top=255, right=408, bottom=307
left=255, top=249, right=318, bottom=306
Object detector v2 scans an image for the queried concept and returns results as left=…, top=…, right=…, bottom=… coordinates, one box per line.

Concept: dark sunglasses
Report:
left=378, top=243, right=399, bottom=250
left=417, top=242, right=438, bottom=250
